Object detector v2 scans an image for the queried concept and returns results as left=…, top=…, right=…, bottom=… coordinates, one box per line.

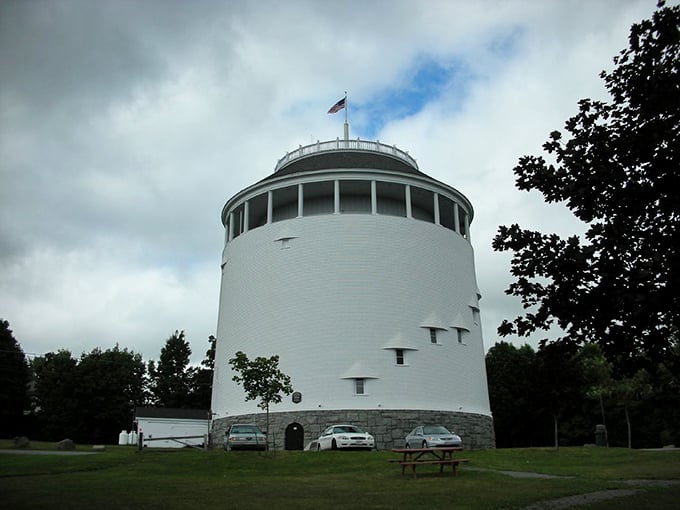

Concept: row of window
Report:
left=225, top=179, right=471, bottom=243
left=353, top=326, right=475, bottom=395
left=428, top=327, right=467, bottom=347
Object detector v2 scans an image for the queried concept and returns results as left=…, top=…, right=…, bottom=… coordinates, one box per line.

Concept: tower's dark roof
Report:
left=260, top=140, right=427, bottom=183
left=272, top=149, right=423, bottom=177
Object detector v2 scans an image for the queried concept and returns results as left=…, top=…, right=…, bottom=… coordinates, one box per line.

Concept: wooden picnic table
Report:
left=389, top=446, right=468, bottom=478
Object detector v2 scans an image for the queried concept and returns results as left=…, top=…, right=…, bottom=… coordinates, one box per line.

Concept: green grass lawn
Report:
left=1, top=442, right=678, bottom=510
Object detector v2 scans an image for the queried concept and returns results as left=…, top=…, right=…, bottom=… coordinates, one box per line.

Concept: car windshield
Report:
left=333, top=426, right=363, bottom=434
left=230, top=426, right=261, bottom=434
left=422, top=426, right=451, bottom=435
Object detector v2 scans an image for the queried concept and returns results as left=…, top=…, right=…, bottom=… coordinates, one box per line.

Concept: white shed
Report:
left=134, top=407, right=210, bottom=448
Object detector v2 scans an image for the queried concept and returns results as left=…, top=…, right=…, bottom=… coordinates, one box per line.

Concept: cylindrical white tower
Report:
left=211, top=139, right=494, bottom=449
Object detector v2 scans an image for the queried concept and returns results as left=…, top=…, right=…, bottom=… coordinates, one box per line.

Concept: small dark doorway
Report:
left=285, top=422, right=304, bottom=450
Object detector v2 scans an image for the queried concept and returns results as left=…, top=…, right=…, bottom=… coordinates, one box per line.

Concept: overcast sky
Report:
left=0, top=0, right=663, bottom=365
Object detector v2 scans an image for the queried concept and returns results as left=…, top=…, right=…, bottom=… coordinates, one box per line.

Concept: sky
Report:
left=0, top=0, right=665, bottom=365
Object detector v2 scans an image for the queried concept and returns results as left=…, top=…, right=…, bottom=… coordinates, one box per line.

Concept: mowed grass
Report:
left=1, top=442, right=679, bottom=510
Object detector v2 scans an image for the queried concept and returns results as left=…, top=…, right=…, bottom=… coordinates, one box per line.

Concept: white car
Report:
left=317, top=424, right=375, bottom=451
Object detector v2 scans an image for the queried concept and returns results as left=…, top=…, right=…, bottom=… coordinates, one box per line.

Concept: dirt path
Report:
left=465, top=467, right=679, bottom=509
left=524, top=480, right=680, bottom=509
left=524, top=489, right=638, bottom=509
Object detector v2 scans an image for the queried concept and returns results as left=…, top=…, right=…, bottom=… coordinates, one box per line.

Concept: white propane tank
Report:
left=118, top=430, right=129, bottom=446
left=128, top=430, right=138, bottom=445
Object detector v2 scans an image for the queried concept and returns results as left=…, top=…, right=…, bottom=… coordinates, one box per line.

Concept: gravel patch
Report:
left=622, top=479, right=680, bottom=488
left=465, top=467, right=571, bottom=479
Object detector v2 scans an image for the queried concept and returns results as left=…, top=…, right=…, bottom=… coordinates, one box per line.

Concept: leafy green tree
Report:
left=31, top=346, right=146, bottom=443
left=533, top=342, right=586, bottom=448
left=611, top=368, right=653, bottom=449
left=0, top=319, right=31, bottom=437
left=203, top=335, right=216, bottom=370
left=229, top=351, right=293, bottom=445
left=189, top=335, right=216, bottom=410
left=148, top=330, right=196, bottom=408
left=650, top=347, right=680, bottom=446
left=492, top=2, right=680, bottom=370
left=485, top=341, right=536, bottom=447
left=73, top=345, right=146, bottom=443
left=580, top=343, right=613, bottom=446
left=486, top=340, right=677, bottom=447
left=31, top=350, right=78, bottom=441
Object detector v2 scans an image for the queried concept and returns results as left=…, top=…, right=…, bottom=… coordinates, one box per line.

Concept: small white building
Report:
left=134, top=407, right=210, bottom=448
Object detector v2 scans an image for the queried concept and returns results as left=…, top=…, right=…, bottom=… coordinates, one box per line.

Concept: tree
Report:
left=30, top=345, right=146, bottom=443
left=229, top=351, right=293, bottom=446
left=148, top=330, right=196, bottom=408
left=31, top=350, right=78, bottom=441
left=580, top=344, right=614, bottom=446
left=650, top=337, right=680, bottom=446
left=611, top=368, right=653, bottom=449
left=485, top=341, right=537, bottom=447
left=202, top=335, right=216, bottom=371
left=533, top=342, right=584, bottom=448
left=0, top=319, right=31, bottom=437
left=189, top=335, right=216, bottom=410
left=492, top=2, right=680, bottom=369
left=73, top=345, right=146, bottom=443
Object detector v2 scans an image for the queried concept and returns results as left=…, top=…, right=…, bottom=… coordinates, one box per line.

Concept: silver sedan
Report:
left=225, top=424, right=267, bottom=451
left=404, top=425, right=462, bottom=448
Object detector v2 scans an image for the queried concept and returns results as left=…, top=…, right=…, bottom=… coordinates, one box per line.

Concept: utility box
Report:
left=595, top=424, right=607, bottom=447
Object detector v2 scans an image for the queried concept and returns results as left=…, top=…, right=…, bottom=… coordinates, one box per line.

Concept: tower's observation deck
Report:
left=222, top=139, right=474, bottom=245
left=274, top=139, right=420, bottom=175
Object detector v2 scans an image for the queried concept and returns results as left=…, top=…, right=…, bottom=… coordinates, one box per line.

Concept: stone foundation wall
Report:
left=212, top=409, right=495, bottom=450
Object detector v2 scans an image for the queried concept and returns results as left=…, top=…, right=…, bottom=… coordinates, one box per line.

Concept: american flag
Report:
left=327, top=97, right=346, bottom=114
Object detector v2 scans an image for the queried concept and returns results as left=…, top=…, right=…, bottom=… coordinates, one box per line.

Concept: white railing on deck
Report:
left=275, top=138, right=419, bottom=173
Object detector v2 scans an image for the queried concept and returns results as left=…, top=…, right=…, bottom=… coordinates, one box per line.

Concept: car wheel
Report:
left=331, top=439, right=338, bottom=450
left=422, top=440, right=428, bottom=448
left=317, top=443, right=321, bottom=452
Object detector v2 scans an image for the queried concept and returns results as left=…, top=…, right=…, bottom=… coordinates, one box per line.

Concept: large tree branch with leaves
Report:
left=229, top=351, right=293, bottom=445
left=493, top=2, right=680, bottom=370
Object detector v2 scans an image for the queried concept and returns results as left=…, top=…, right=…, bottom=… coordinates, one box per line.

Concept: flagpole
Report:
left=343, top=91, right=349, bottom=142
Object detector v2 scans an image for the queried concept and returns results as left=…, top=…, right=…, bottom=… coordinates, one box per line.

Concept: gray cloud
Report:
left=0, top=0, right=658, bottom=362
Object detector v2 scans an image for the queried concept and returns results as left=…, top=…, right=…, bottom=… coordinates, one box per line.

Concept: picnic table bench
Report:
left=389, top=447, right=469, bottom=478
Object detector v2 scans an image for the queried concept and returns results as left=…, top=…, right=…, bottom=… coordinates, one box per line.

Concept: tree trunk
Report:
left=265, top=403, right=270, bottom=451
left=625, top=404, right=632, bottom=449
left=553, top=414, right=559, bottom=449
left=599, top=394, right=609, bottom=447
